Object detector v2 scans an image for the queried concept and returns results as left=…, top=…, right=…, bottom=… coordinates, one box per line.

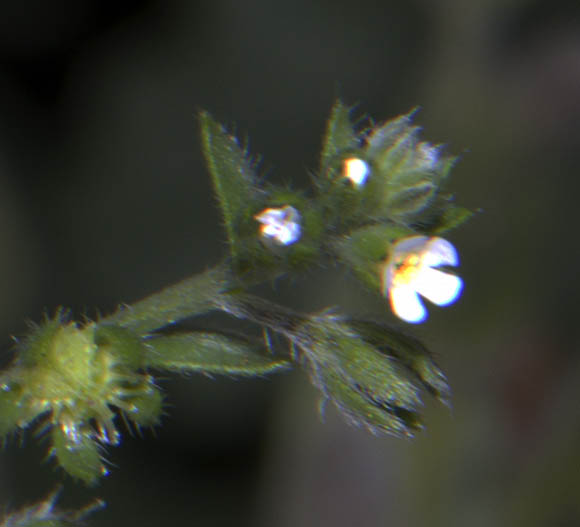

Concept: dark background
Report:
left=0, top=1, right=579, bottom=525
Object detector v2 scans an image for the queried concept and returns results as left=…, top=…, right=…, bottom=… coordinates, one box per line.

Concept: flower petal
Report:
left=414, top=266, right=463, bottom=306
left=343, top=158, right=370, bottom=187
left=255, top=205, right=301, bottom=245
left=276, top=222, right=301, bottom=245
left=389, top=284, right=427, bottom=323
left=422, top=237, right=459, bottom=267
left=392, top=235, right=429, bottom=256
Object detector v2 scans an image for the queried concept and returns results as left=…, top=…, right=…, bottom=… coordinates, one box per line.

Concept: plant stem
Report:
left=103, top=264, right=233, bottom=334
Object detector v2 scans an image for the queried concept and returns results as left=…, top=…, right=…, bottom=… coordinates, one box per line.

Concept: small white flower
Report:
left=254, top=205, right=301, bottom=245
left=382, top=235, right=463, bottom=323
left=343, top=157, right=370, bottom=187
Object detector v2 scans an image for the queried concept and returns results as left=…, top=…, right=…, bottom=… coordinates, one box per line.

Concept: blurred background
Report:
left=0, top=0, right=579, bottom=525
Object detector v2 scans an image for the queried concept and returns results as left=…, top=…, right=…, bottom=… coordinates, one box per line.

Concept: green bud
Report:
left=0, top=313, right=165, bottom=483
left=371, top=124, right=421, bottom=177
left=384, top=180, right=436, bottom=218
left=296, top=313, right=434, bottom=437
left=418, top=198, right=474, bottom=234
left=348, top=319, right=451, bottom=404
left=365, top=110, right=418, bottom=160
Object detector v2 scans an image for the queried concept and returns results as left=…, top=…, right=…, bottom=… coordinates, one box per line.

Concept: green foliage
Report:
left=318, top=99, right=360, bottom=185
left=295, top=313, right=441, bottom=437
left=199, top=111, right=263, bottom=259
left=348, top=319, right=451, bottom=404
left=0, top=314, right=163, bottom=483
left=145, top=331, right=290, bottom=375
left=0, top=99, right=472, bottom=487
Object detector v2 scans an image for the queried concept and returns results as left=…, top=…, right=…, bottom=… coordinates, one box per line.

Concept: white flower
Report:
left=382, top=235, right=463, bottom=323
left=343, top=157, right=370, bottom=187
left=254, top=205, right=301, bottom=245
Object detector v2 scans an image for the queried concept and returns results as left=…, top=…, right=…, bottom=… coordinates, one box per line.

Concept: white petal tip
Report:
left=416, top=267, right=463, bottom=306
left=390, top=286, right=427, bottom=324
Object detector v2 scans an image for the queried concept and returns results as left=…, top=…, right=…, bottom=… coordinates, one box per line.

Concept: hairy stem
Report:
left=103, top=264, right=233, bottom=334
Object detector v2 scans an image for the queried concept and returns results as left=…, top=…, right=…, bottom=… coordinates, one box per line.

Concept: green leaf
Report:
left=199, top=111, right=262, bottom=257
left=51, top=426, right=104, bottom=485
left=144, top=332, right=291, bottom=375
left=318, top=99, right=359, bottom=181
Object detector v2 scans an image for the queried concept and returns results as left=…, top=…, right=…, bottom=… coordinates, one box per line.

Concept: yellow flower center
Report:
left=393, top=253, right=422, bottom=286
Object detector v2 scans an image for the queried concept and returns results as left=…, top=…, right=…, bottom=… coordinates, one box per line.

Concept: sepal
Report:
left=348, top=319, right=451, bottom=404
left=333, top=223, right=414, bottom=291
left=362, top=114, right=457, bottom=222
left=295, top=312, right=444, bottom=437
left=415, top=198, right=474, bottom=234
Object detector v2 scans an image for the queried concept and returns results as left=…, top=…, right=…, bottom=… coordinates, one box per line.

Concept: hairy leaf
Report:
left=145, top=332, right=291, bottom=375
left=319, top=99, right=359, bottom=179
left=200, top=111, right=262, bottom=257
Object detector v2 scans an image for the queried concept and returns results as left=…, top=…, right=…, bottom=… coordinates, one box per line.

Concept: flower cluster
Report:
left=0, top=100, right=471, bottom=487
left=199, top=100, right=471, bottom=437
